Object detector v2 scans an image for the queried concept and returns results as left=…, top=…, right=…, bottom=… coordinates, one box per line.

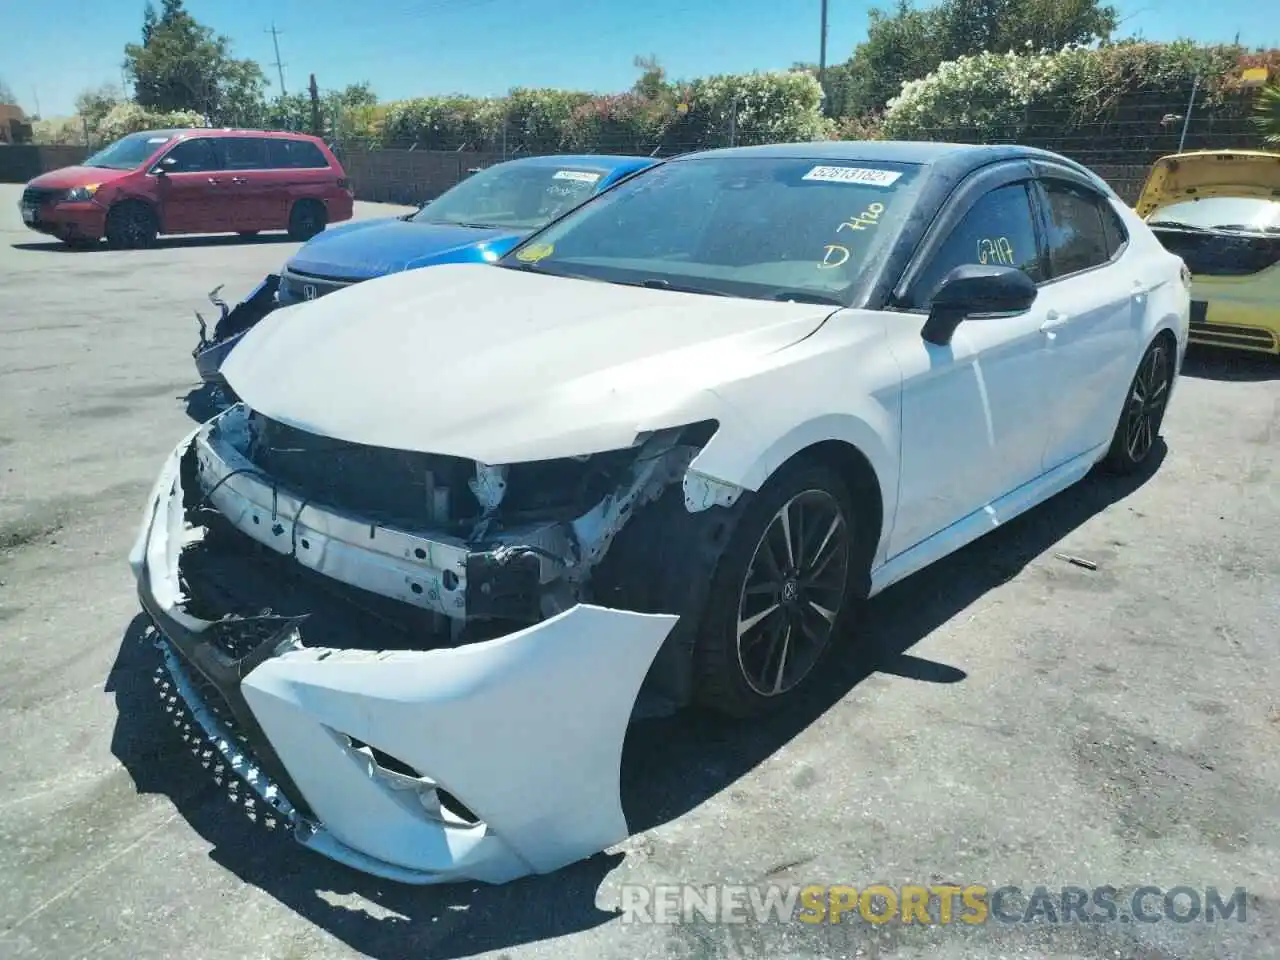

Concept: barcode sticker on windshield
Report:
left=802, top=165, right=902, bottom=187
left=553, top=170, right=601, bottom=183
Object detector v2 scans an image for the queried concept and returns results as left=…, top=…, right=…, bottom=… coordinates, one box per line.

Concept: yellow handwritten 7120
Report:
left=837, top=202, right=885, bottom=233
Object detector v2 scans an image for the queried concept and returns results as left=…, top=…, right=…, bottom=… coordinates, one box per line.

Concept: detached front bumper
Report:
left=128, top=431, right=677, bottom=885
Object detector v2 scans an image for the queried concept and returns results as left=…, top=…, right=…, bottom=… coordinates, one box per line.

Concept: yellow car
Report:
left=1136, top=149, right=1280, bottom=355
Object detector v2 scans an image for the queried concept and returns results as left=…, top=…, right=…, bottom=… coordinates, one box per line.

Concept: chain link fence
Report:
left=12, top=94, right=1268, bottom=207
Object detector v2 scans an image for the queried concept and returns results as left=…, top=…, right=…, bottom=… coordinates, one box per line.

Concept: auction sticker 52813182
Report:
left=802, top=165, right=902, bottom=188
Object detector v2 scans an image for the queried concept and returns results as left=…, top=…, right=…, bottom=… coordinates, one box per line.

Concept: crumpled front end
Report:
left=129, top=404, right=745, bottom=884
left=192, top=275, right=282, bottom=387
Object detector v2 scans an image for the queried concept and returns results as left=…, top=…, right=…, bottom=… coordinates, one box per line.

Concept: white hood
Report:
left=222, top=263, right=834, bottom=463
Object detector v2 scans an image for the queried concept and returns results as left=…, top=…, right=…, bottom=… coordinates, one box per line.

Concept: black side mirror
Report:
left=921, top=264, right=1037, bottom=346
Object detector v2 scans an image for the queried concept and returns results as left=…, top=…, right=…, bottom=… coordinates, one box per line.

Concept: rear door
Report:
left=152, top=137, right=227, bottom=234
left=1029, top=174, right=1144, bottom=470
left=217, top=135, right=276, bottom=231
left=266, top=138, right=337, bottom=228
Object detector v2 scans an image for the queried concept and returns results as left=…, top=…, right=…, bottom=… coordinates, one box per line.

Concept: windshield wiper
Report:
left=622, top=278, right=728, bottom=296
left=1146, top=220, right=1211, bottom=231
left=771, top=290, right=845, bottom=305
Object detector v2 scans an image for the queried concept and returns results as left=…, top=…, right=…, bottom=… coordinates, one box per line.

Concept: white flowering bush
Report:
left=684, top=71, right=834, bottom=145
left=96, top=102, right=205, bottom=142
left=882, top=45, right=1093, bottom=141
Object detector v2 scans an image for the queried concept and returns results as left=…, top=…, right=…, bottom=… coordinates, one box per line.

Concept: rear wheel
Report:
left=287, top=200, right=326, bottom=241
left=694, top=459, right=863, bottom=718
left=105, top=201, right=158, bottom=249
left=1101, top=335, right=1174, bottom=474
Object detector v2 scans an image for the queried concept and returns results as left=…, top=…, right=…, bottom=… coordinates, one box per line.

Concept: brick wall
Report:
left=2, top=143, right=1157, bottom=206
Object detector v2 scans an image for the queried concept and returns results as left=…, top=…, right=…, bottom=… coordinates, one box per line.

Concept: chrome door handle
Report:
left=206, top=177, right=222, bottom=184
left=230, top=176, right=248, bottom=184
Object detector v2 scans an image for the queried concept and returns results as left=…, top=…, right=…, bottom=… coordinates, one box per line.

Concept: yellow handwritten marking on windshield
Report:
left=819, top=244, right=851, bottom=268
left=977, top=237, right=1015, bottom=266
left=836, top=202, right=885, bottom=233
left=516, top=243, right=554, bottom=263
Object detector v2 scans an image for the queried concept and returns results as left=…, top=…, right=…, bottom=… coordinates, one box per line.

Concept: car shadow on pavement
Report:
left=105, top=443, right=1163, bottom=959
left=10, top=233, right=296, bottom=254
left=1180, top=345, right=1278, bottom=381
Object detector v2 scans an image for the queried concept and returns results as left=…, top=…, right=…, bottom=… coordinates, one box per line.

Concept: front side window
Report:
left=159, top=138, right=221, bottom=173
left=498, top=156, right=925, bottom=304
left=83, top=132, right=174, bottom=171
left=410, top=163, right=610, bottom=231
left=908, top=182, right=1043, bottom=308
left=1041, top=180, right=1114, bottom=277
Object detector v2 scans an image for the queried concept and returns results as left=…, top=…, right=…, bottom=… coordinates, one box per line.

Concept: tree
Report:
left=0, top=77, right=15, bottom=105
left=632, top=55, right=670, bottom=101
left=835, top=0, right=1118, bottom=116
left=124, top=0, right=266, bottom=123
left=1253, top=83, right=1280, bottom=144
left=74, top=84, right=124, bottom=131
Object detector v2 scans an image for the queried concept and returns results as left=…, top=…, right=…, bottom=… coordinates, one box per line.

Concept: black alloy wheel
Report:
left=1103, top=336, right=1174, bottom=473
left=736, top=489, right=852, bottom=698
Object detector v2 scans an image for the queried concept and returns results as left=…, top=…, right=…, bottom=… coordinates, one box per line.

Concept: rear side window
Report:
left=908, top=181, right=1044, bottom=308
left=266, top=139, right=330, bottom=169
left=222, top=137, right=268, bottom=170
left=1040, top=180, right=1118, bottom=277
left=1100, top=201, right=1129, bottom=258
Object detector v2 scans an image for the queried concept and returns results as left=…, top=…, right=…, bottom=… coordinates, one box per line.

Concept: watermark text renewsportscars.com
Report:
left=619, top=884, right=1249, bottom=926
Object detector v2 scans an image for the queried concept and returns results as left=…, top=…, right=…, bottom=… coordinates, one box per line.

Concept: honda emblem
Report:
left=302, top=284, right=318, bottom=301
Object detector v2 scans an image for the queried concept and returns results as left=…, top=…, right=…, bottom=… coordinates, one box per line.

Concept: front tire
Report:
left=1101, top=335, right=1174, bottom=474
left=105, top=201, right=158, bottom=249
left=694, top=459, right=862, bottom=718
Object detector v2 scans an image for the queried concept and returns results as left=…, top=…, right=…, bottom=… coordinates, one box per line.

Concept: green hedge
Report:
left=378, top=71, right=830, bottom=154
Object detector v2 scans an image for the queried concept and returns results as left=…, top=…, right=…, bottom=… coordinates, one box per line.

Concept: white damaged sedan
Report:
left=130, top=141, right=1190, bottom=885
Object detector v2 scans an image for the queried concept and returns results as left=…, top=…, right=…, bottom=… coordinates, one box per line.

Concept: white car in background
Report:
left=130, top=141, right=1190, bottom=886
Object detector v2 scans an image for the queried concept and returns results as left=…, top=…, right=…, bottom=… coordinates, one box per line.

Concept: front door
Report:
left=887, top=180, right=1053, bottom=558
left=153, top=137, right=227, bottom=234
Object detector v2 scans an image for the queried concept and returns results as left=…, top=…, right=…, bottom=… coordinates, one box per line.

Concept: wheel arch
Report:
left=688, top=411, right=898, bottom=573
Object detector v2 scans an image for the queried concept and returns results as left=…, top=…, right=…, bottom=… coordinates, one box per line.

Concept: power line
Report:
left=267, top=23, right=287, bottom=97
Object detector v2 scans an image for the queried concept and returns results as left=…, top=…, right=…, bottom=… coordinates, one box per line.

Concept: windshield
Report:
left=410, top=162, right=610, bottom=230
left=497, top=156, right=924, bottom=303
left=1148, top=197, right=1280, bottom=233
left=82, top=131, right=175, bottom=171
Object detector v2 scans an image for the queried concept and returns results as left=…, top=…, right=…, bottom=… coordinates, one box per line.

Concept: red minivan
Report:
left=19, top=128, right=355, bottom=249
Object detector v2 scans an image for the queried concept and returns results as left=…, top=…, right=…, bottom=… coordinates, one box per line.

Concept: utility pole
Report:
left=818, top=0, right=829, bottom=90
left=32, top=87, right=41, bottom=117
left=308, top=74, right=321, bottom=138
left=267, top=23, right=287, bottom=97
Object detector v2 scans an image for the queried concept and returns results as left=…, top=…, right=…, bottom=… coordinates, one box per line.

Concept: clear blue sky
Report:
left=4, top=0, right=1278, bottom=118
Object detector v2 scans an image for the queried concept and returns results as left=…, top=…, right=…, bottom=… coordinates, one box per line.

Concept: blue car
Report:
left=192, top=153, right=657, bottom=385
